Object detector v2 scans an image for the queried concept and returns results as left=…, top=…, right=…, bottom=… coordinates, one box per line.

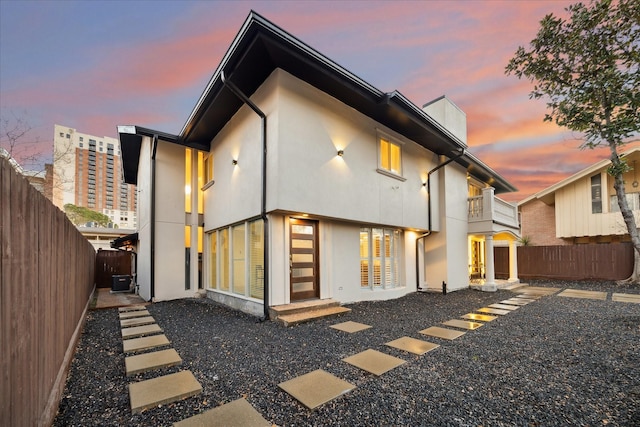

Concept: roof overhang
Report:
left=111, top=232, right=139, bottom=249
left=118, top=10, right=516, bottom=193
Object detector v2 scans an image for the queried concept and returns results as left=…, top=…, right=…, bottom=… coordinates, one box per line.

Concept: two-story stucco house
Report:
left=519, top=147, right=640, bottom=246
left=116, top=12, right=520, bottom=317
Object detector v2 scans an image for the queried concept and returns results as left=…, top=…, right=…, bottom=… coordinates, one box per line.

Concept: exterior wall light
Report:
left=232, top=159, right=238, bottom=165
left=337, top=149, right=344, bottom=157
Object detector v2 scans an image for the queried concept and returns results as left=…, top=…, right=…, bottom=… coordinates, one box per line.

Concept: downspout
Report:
left=416, top=148, right=466, bottom=291
left=150, top=135, right=158, bottom=300
left=221, top=71, right=270, bottom=321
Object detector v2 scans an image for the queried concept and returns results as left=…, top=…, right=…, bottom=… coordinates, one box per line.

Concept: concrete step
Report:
left=122, top=323, right=162, bottom=339
left=121, top=316, right=155, bottom=328
left=125, top=348, right=182, bottom=376
left=129, top=370, right=202, bottom=414
left=269, top=299, right=341, bottom=318
left=120, top=310, right=151, bottom=319
left=123, top=334, right=171, bottom=353
left=119, top=305, right=148, bottom=312
left=277, top=306, right=351, bottom=327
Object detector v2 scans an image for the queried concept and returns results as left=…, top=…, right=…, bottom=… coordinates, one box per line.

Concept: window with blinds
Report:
left=360, top=227, right=403, bottom=289
left=207, top=219, right=264, bottom=301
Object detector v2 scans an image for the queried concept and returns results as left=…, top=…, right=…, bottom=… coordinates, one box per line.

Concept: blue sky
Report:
left=1, top=0, right=633, bottom=201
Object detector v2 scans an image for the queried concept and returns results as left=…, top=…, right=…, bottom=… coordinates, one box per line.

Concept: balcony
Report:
left=468, top=187, right=520, bottom=235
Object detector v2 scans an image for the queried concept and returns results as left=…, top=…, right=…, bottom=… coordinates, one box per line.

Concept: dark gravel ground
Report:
left=54, top=280, right=640, bottom=426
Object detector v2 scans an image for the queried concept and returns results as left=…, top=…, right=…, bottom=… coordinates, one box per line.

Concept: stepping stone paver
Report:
left=462, top=313, right=497, bottom=322
left=122, top=323, right=162, bottom=339
left=330, top=321, right=372, bottom=333
left=516, top=286, right=560, bottom=296
left=342, top=349, right=405, bottom=376
left=558, top=289, right=607, bottom=300
left=129, top=370, right=202, bottom=414
left=488, top=303, right=519, bottom=311
left=476, top=307, right=511, bottom=315
left=612, top=293, right=640, bottom=303
left=385, top=336, right=439, bottom=355
left=419, top=326, right=465, bottom=340
left=121, top=316, right=156, bottom=328
left=173, top=398, right=271, bottom=427
left=278, top=369, right=355, bottom=410
left=500, top=299, right=530, bottom=306
left=123, top=334, right=171, bottom=353
left=125, top=348, right=182, bottom=376
left=502, top=283, right=526, bottom=290
left=442, top=319, right=483, bottom=330
left=120, top=309, right=151, bottom=319
left=119, top=305, right=148, bottom=312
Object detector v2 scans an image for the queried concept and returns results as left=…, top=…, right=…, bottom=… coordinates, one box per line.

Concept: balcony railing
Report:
left=468, top=188, right=519, bottom=230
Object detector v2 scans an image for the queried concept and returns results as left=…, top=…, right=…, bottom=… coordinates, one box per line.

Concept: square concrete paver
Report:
left=119, top=305, right=148, bottom=312
left=516, top=286, right=560, bottom=296
left=330, top=321, right=372, bottom=333
left=419, top=326, right=465, bottom=340
left=121, top=316, right=155, bottom=328
left=120, top=310, right=151, bottom=319
left=612, top=293, right=640, bottom=303
left=129, top=370, right=202, bottom=414
left=488, top=303, right=519, bottom=311
left=174, top=398, right=271, bottom=427
left=122, top=324, right=162, bottom=339
left=342, top=349, right=405, bottom=376
left=123, top=334, right=171, bottom=353
left=558, top=289, right=607, bottom=300
left=442, top=319, right=483, bottom=330
left=125, top=348, right=182, bottom=376
left=385, top=336, right=440, bottom=355
left=461, top=313, right=497, bottom=322
left=500, top=299, right=530, bottom=306
left=278, top=369, right=355, bottom=410
left=476, top=307, right=511, bottom=316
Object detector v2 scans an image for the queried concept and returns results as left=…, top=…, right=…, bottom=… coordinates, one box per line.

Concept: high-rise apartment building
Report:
left=52, top=124, right=137, bottom=229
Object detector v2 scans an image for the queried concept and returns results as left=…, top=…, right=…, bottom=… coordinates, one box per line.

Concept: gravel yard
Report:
left=54, top=281, right=640, bottom=426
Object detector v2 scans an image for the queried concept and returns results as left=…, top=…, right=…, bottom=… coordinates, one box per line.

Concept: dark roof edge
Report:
left=117, top=125, right=179, bottom=143
left=180, top=10, right=385, bottom=140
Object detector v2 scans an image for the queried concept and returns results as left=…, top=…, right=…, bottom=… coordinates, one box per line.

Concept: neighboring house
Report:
left=116, top=12, right=520, bottom=316
left=519, top=147, right=640, bottom=245
left=52, top=125, right=138, bottom=229
left=78, top=226, right=136, bottom=251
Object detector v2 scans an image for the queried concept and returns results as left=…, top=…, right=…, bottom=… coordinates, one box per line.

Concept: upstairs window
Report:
left=378, top=133, right=402, bottom=177
left=591, top=174, right=602, bottom=213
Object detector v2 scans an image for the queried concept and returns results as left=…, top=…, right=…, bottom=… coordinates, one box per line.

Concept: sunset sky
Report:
left=1, top=0, right=637, bottom=202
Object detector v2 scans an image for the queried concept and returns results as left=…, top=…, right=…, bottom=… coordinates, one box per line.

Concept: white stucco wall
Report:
left=424, top=163, right=469, bottom=292
left=201, top=68, right=468, bottom=308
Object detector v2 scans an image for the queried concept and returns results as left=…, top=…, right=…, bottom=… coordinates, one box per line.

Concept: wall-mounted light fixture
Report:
left=422, top=182, right=427, bottom=187
left=232, top=159, right=238, bottom=165
left=337, top=149, right=344, bottom=157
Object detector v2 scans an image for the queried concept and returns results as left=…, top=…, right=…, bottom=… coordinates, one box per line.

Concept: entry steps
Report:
left=269, top=299, right=351, bottom=326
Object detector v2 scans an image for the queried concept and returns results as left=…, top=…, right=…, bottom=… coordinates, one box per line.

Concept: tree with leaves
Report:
left=64, top=204, right=111, bottom=228
left=506, top=0, right=640, bottom=282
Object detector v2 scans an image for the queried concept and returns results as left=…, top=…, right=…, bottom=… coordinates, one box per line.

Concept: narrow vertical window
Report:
left=249, top=220, right=264, bottom=300
left=197, top=151, right=204, bottom=214
left=185, top=148, right=192, bottom=213
left=185, top=225, right=191, bottom=290
left=220, top=228, right=229, bottom=291
left=204, top=154, right=214, bottom=185
left=232, top=224, right=246, bottom=295
left=591, top=174, right=602, bottom=214
left=210, top=231, right=218, bottom=289
left=360, top=230, right=370, bottom=288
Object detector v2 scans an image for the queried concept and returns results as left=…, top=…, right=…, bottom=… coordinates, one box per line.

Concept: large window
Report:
left=378, top=134, right=402, bottom=176
left=610, top=192, right=640, bottom=212
left=360, top=228, right=403, bottom=289
left=591, top=174, right=602, bottom=213
left=208, top=219, right=264, bottom=300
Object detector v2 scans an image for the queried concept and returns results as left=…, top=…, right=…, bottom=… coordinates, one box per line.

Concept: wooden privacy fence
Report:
left=495, top=243, right=634, bottom=281
left=95, top=249, right=133, bottom=288
left=1, top=158, right=96, bottom=426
